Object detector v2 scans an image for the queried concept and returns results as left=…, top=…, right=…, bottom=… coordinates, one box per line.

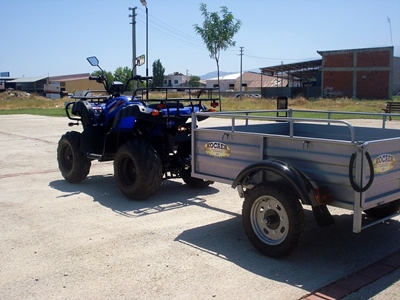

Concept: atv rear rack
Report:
left=133, top=87, right=221, bottom=110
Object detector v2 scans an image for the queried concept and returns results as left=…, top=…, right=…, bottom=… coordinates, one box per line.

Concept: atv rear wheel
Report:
left=57, top=131, right=91, bottom=183
left=114, top=139, right=162, bottom=200
left=177, top=141, right=213, bottom=188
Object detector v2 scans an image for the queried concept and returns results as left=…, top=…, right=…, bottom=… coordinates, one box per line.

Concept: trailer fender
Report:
left=232, top=160, right=313, bottom=205
left=232, top=160, right=335, bottom=227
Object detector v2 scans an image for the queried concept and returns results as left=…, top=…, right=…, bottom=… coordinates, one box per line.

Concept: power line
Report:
left=136, top=20, right=206, bottom=50
left=136, top=8, right=205, bottom=49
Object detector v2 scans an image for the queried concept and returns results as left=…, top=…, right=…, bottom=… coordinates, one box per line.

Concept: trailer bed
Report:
left=191, top=110, right=400, bottom=233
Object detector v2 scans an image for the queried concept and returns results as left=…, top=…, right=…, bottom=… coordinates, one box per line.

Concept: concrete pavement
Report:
left=0, top=114, right=399, bottom=299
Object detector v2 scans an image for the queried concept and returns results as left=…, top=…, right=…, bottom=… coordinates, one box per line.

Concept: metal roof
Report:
left=317, top=46, right=393, bottom=56
left=260, top=59, right=322, bottom=81
left=49, top=73, right=90, bottom=82
left=8, top=76, right=48, bottom=83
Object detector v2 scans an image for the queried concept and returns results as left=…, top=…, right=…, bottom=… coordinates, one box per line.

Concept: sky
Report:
left=1, top=0, right=399, bottom=78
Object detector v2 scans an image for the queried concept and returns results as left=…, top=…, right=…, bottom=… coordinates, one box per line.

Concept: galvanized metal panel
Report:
left=193, top=117, right=400, bottom=211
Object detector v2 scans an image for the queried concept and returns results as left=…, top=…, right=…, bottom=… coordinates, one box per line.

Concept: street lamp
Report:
left=140, top=0, right=149, bottom=91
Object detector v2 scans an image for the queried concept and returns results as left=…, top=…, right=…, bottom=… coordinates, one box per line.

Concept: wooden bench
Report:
left=382, top=102, right=400, bottom=121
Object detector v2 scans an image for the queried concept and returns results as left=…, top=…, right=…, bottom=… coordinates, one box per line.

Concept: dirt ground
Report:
left=0, top=115, right=399, bottom=300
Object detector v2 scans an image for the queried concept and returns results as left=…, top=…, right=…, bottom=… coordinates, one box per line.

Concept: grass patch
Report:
left=0, top=108, right=66, bottom=116
left=0, top=90, right=398, bottom=118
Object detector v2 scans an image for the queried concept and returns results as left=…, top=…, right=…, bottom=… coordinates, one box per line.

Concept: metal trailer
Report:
left=191, top=109, right=400, bottom=257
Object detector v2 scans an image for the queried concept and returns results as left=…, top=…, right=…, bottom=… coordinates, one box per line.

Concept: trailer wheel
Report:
left=364, top=200, right=400, bottom=219
left=177, top=141, right=213, bottom=188
left=57, top=131, right=91, bottom=183
left=114, top=139, right=162, bottom=200
left=242, top=184, right=304, bottom=257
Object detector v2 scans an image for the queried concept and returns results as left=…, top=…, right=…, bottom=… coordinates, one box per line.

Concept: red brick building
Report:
left=318, top=46, right=398, bottom=99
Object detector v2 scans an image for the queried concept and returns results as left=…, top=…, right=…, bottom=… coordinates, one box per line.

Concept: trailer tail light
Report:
left=157, top=103, right=167, bottom=109
left=314, top=186, right=334, bottom=205
left=211, top=101, right=219, bottom=108
left=151, top=110, right=160, bottom=116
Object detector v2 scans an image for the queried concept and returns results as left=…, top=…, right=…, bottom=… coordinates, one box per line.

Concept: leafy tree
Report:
left=90, top=70, right=114, bottom=87
left=188, top=75, right=201, bottom=87
left=114, top=66, right=133, bottom=91
left=152, top=59, right=165, bottom=88
left=193, top=3, right=241, bottom=96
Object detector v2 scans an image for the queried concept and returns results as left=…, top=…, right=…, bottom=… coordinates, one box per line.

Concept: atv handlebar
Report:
left=87, top=74, right=153, bottom=96
left=132, top=75, right=153, bottom=81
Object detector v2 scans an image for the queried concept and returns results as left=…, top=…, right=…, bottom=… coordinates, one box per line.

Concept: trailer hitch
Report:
left=349, top=151, right=374, bottom=193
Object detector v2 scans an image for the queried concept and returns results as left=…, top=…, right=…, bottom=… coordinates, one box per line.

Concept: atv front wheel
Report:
left=114, top=139, right=162, bottom=200
left=57, top=131, right=91, bottom=183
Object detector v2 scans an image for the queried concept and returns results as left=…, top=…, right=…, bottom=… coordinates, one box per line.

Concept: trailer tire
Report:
left=57, top=131, right=91, bottom=183
left=114, top=139, right=162, bottom=200
left=242, top=183, right=304, bottom=257
left=364, top=200, right=400, bottom=219
left=177, top=141, right=213, bottom=189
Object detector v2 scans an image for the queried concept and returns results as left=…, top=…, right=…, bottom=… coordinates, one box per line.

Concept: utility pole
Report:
left=129, top=7, right=137, bottom=91
left=140, top=0, right=149, bottom=91
left=238, top=46, right=244, bottom=100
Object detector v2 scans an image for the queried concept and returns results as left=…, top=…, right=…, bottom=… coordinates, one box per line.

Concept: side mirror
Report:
left=87, top=56, right=99, bottom=67
left=136, top=55, right=145, bottom=67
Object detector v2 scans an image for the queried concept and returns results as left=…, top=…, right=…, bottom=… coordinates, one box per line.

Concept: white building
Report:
left=206, top=72, right=285, bottom=92
left=163, top=72, right=190, bottom=87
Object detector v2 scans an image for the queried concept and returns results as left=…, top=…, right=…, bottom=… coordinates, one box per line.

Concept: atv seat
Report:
left=148, top=102, right=184, bottom=109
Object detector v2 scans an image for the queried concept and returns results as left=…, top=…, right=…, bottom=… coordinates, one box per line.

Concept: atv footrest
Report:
left=86, top=153, right=102, bottom=160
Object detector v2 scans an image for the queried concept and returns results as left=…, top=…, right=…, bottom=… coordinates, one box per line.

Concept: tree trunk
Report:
left=216, top=58, right=221, bottom=110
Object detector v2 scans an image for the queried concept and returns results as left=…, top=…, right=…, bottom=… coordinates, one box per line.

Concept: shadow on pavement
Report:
left=49, top=175, right=221, bottom=218
left=49, top=175, right=400, bottom=297
left=175, top=209, right=400, bottom=296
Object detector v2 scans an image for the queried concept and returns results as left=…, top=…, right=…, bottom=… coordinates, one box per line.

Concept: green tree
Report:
left=90, top=70, right=114, bottom=88
left=193, top=3, right=241, bottom=96
left=152, top=59, right=165, bottom=88
left=188, top=75, right=201, bottom=87
left=114, top=66, right=133, bottom=91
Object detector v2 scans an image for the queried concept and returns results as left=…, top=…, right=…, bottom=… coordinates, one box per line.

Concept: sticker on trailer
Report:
left=373, top=154, right=396, bottom=174
left=204, top=142, right=231, bottom=158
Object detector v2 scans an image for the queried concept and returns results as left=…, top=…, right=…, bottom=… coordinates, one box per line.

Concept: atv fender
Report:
left=71, top=101, right=95, bottom=128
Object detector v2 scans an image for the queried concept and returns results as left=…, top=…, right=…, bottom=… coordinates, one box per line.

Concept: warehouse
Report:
left=260, top=46, right=400, bottom=99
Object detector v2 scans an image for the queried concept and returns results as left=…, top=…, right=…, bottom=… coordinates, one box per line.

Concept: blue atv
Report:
left=57, top=56, right=219, bottom=200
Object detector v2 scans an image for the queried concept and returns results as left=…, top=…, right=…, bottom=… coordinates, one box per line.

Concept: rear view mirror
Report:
left=87, top=56, right=99, bottom=67
left=136, top=55, right=145, bottom=67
